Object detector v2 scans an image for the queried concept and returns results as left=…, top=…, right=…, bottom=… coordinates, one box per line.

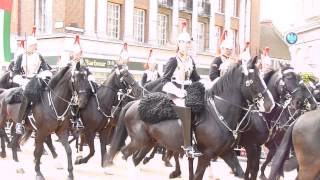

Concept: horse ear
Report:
left=247, top=56, right=258, bottom=69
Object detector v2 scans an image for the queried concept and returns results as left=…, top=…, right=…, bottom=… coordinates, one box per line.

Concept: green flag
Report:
left=0, top=0, right=13, bottom=62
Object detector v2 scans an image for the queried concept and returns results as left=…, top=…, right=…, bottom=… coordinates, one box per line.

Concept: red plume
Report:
left=216, top=30, right=228, bottom=55
left=263, top=47, right=270, bottom=56
left=182, top=21, right=187, bottom=32
left=19, top=40, right=25, bottom=48
left=74, top=35, right=80, bottom=45
left=144, top=48, right=153, bottom=70
left=31, top=26, right=36, bottom=36
left=123, top=42, right=128, bottom=50
left=243, top=42, right=250, bottom=52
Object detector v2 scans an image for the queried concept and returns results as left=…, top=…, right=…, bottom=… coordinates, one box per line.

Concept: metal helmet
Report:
left=178, top=21, right=191, bottom=42
left=72, top=35, right=82, bottom=54
left=220, top=39, right=234, bottom=49
left=27, top=36, right=37, bottom=46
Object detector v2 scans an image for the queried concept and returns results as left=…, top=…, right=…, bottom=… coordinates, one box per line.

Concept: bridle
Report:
left=209, top=67, right=269, bottom=140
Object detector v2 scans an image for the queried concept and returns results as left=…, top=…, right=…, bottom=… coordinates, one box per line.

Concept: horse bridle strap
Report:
left=209, top=98, right=254, bottom=140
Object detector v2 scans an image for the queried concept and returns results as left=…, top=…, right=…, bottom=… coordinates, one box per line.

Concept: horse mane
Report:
left=208, top=63, right=242, bottom=95
left=48, top=66, right=71, bottom=88
left=263, top=70, right=275, bottom=84
left=102, top=70, right=116, bottom=86
left=0, top=71, right=10, bottom=84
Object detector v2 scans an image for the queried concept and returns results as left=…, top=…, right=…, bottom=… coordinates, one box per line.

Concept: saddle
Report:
left=4, top=87, right=23, bottom=104
left=23, top=76, right=46, bottom=103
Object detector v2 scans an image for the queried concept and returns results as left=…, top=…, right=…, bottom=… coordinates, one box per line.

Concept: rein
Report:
left=209, top=98, right=254, bottom=140
left=41, top=77, right=78, bottom=121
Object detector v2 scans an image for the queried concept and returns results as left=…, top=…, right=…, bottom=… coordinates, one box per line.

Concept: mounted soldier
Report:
left=141, top=49, right=160, bottom=86
left=159, top=22, right=202, bottom=158
left=13, top=27, right=53, bottom=134
left=69, top=35, right=95, bottom=129
left=209, top=30, right=236, bottom=82
left=261, top=47, right=273, bottom=75
left=115, top=42, right=129, bottom=70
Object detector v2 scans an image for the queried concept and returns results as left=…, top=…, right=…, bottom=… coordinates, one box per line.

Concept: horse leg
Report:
left=243, top=144, right=261, bottom=180
left=220, top=149, right=245, bottom=178
left=132, top=143, right=154, bottom=166
left=75, top=131, right=95, bottom=165
left=260, top=145, right=276, bottom=180
left=99, top=129, right=108, bottom=167
left=45, top=135, right=57, bottom=158
left=163, top=149, right=173, bottom=167
left=0, top=128, right=6, bottom=158
left=11, top=133, right=21, bottom=162
left=143, top=145, right=157, bottom=164
left=121, top=138, right=144, bottom=161
left=57, top=131, right=74, bottom=180
left=194, top=155, right=210, bottom=180
left=169, top=153, right=182, bottom=179
left=34, top=133, right=46, bottom=180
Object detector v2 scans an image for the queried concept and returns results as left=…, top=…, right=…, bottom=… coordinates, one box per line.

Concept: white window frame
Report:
left=36, top=0, right=52, bottom=34
left=133, top=8, right=145, bottom=43
left=157, top=13, right=168, bottom=46
left=107, top=3, right=120, bottom=39
left=197, top=22, right=205, bottom=51
left=217, top=0, right=224, bottom=13
left=215, top=26, right=223, bottom=47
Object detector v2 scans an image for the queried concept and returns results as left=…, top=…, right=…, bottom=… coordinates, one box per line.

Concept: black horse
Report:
left=74, top=67, right=142, bottom=166
left=269, top=108, right=320, bottom=180
left=0, top=64, right=92, bottom=180
left=104, top=57, right=275, bottom=180
left=236, top=66, right=317, bottom=180
left=0, top=70, right=59, bottom=161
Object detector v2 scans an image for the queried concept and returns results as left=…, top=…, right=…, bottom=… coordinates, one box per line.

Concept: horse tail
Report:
left=19, top=129, right=33, bottom=146
left=268, top=124, right=294, bottom=180
left=103, top=101, right=135, bottom=167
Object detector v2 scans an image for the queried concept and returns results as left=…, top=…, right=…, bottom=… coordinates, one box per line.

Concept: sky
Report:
left=260, top=0, right=298, bottom=33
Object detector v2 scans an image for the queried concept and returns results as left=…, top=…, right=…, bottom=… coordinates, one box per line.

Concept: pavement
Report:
left=0, top=135, right=297, bottom=180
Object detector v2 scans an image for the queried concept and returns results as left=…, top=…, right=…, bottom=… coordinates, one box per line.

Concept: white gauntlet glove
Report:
left=162, top=82, right=186, bottom=98
left=88, top=74, right=95, bottom=82
left=37, top=70, right=53, bottom=80
left=12, top=75, right=29, bottom=90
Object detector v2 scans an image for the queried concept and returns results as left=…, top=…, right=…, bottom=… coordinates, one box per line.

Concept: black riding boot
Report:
left=71, top=106, right=84, bottom=130
left=173, top=105, right=202, bottom=158
left=16, top=97, right=29, bottom=135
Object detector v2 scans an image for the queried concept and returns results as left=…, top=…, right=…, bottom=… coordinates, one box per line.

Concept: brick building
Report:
left=9, top=0, right=260, bottom=81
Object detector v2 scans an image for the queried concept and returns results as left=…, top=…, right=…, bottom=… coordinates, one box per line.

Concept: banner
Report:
left=0, top=0, right=13, bottom=62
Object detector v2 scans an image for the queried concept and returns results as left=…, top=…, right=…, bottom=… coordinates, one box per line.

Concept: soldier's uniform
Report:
left=13, top=35, right=52, bottom=134
left=141, top=49, right=160, bottom=86
left=209, top=39, right=235, bottom=82
left=160, top=22, right=202, bottom=158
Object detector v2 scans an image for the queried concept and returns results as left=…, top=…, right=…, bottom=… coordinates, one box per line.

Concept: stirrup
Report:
left=15, top=123, right=25, bottom=135
left=184, top=146, right=202, bottom=158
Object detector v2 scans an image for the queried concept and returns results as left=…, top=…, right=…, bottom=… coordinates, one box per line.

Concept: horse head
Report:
left=274, top=64, right=315, bottom=110
left=241, top=56, right=275, bottom=113
left=110, top=66, right=142, bottom=98
left=71, top=64, right=92, bottom=108
left=117, top=68, right=143, bottom=98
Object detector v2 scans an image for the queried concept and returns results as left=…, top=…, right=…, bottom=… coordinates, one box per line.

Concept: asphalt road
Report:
left=0, top=135, right=297, bottom=180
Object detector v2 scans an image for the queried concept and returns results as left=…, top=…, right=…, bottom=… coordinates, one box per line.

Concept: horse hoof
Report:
left=103, top=160, right=114, bottom=167
left=36, top=175, right=45, bottom=180
left=142, top=158, right=149, bottom=164
left=259, top=174, right=267, bottom=180
left=164, top=161, right=173, bottom=167
left=66, top=175, right=74, bottom=180
left=169, top=171, right=181, bottom=179
left=0, top=151, right=6, bottom=158
left=16, top=168, right=25, bottom=174
left=75, top=156, right=82, bottom=165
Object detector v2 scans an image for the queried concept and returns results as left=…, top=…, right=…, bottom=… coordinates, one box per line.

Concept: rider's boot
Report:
left=173, top=105, right=202, bottom=158
left=16, top=97, right=29, bottom=135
